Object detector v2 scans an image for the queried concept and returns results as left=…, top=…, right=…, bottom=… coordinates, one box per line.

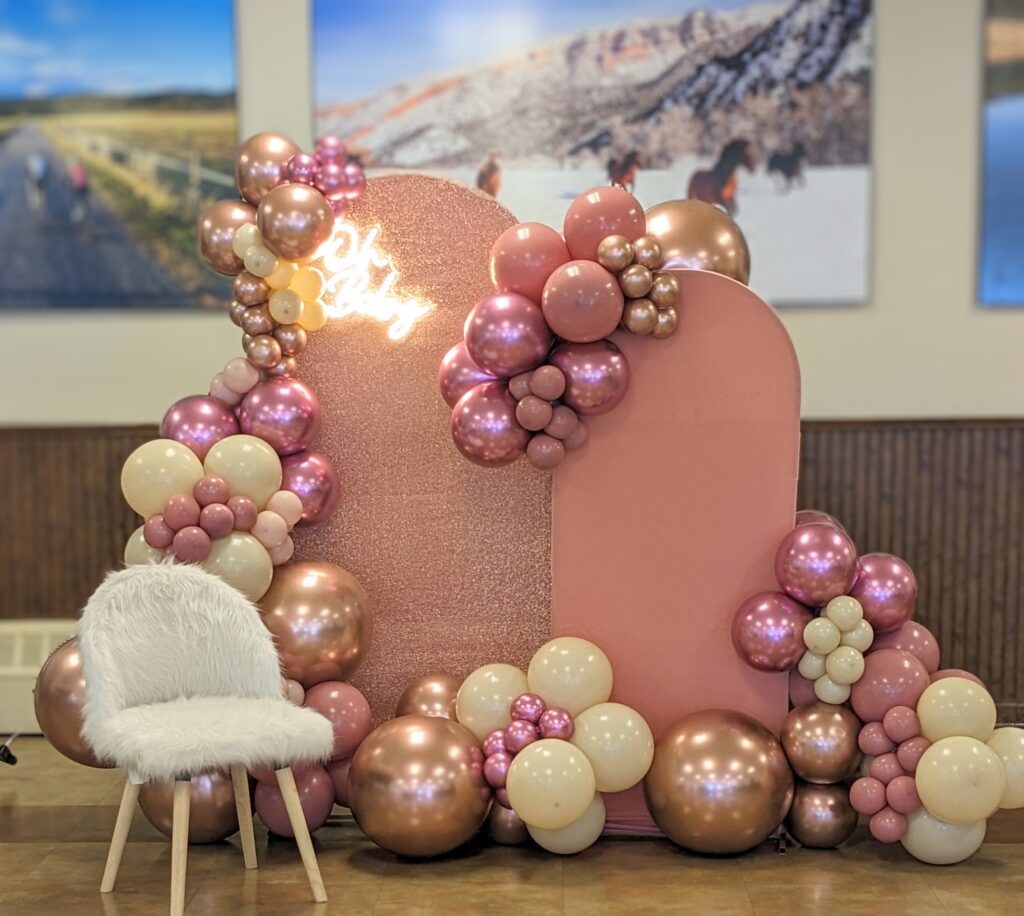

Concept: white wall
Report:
left=2, top=0, right=1021, bottom=424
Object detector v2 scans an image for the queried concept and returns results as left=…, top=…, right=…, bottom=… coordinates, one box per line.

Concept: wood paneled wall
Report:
left=2, top=421, right=1022, bottom=721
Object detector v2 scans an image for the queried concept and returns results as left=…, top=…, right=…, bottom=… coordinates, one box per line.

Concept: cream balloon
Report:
left=124, top=526, right=164, bottom=565
left=824, top=646, right=865, bottom=685
left=840, top=618, right=874, bottom=652
left=203, top=434, right=282, bottom=509
left=916, top=736, right=1006, bottom=824
left=527, top=637, right=612, bottom=716
left=900, top=807, right=987, bottom=865
left=204, top=532, right=273, bottom=602
left=917, top=677, right=997, bottom=743
left=987, top=727, right=1024, bottom=809
left=121, top=438, right=205, bottom=517
left=798, top=650, right=826, bottom=681
left=803, top=617, right=841, bottom=654
left=527, top=794, right=606, bottom=854
left=813, top=674, right=851, bottom=705
left=570, top=703, right=654, bottom=793
left=506, top=739, right=596, bottom=830
left=455, top=663, right=528, bottom=741
left=823, top=596, right=863, bottom=632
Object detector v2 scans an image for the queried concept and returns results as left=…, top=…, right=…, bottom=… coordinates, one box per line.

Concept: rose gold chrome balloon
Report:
left=643, top=709, right=793, bottom=854
left=348, top=716, right=490, bottom=857
left=644, top=199, right=751, bottom=284
left=780, top=702, right=863, bottom=785
left=34, top=638, right=112, bottom=768
left=258, top=561, right=373, bottom=688
left=234, top=270, right=270, bottom=306
left=784, top=780, right=859, bottom=849
left=235, top=132, right=301, bottom=205
left=486, top=803, right=529, bottom=845
left=394, top=674, right=462, bottom=720
left=198, top=199, right=257, bottom=276
left=139, top=771, right=243, bottom=843
left=257, top=183, right=335, bottom=261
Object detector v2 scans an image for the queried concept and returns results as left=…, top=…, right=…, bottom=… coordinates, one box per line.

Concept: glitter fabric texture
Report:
left=296, top=175, right=551, bottom=722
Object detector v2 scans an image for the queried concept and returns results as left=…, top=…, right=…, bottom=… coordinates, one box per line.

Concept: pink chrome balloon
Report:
left=851, top=649, right=930, bottom=723
left=870, top=621, right=939, bottom=673
left=161, top=395, right=240, bottom=461
left=235, top=131, right=301, bottom=205
left=849, top=553, right=918, bottom=634
left=315, top=135, right=347, bottom=162
left=503, top=719, right=539, bottom=754
left=286, top=152, right=319, bottom=185
left=198, top=199, right=257, bottom=275
left=541, top=259, right=624, bottom=343
left=257, top=183, right=335, bottom=261
left=450, top=381, right=530, bottom=467
left=563, top=185, right=646, bottom=261
left=795, top=509, right=846, bottom=531
left=239, top=378, right=321, bottom=456
left=774, top=523, right=858, bottom=607
left=280, top=450, right=340, bottom=525
left=731, top=591, right=813, bottom=672
left=463, top=292, right=552, bottom=378
left=869, top=752, right=905, bottom=785
left=439, top=340, right=496, bottom=408
left=538, top=707, right=575, bottom=741
left=549, top=339, right=630, bottom=416
left=483, top=750, right=513, bottom=788
left=254, top=765, right=335, bottom=836
left=490, top=222, right=570, bottom=302
left=510, top=692, right=546, bottom=724
left=303, top=681, right=373, bottom=760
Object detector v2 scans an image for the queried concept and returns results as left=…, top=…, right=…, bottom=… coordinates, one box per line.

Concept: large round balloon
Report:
left=506, top=738, right=596, bottom=830
left=731, top=592, right=813, bottom=671
left=548, top=340, right=630, bottom=417
left=849, top=553, right=918, bottom=634
left=121, top=438, right=205, bottom=518
left=456, top=663, right=528, bottom=740
left=139, top=772, right=241, bottom=843
left=780, top=702, right=862, bottom=784
left=916, top=677, right=997, bottom=743
left=900, top=807, right=987, bottom=865
left=236, top=131, right=301, bottom=205
left=563, top=185, right=645, bottom=261
left=784, top=781, right=858, bottom=849
left=570, top=702, right=654, bottom=793
left=257, top=183, right=334, bottom=261
left=280, top=450, right=339, bottom=525
left=988, top=727, right=1024, bottom=809
left=160, top=396, right=240, bottom=461
left=463, top=292, right=552, bottom=379
left=124, top=525, right=164, bottom=565
left=486, top=803, right=530, bottom=846
left=204, top=531, right=273, bottom=602
left=850, top=648, right=929, bottom=723
left=450, top=382, right=530, bottom=467
left=490, top=222, right=570, bottom=302
left=527, top=794, right=606, bottom=855
left=541, top=260, right=624, bottom=343
left=774, top=523, right=857, bottom=607
left=198, top=199, right=257, bottom=275
left=303, top=681, right=373, bottom=760
left=254, top=765, right=335, bottom=837
left=258, top=561, right=373, bottom=688
left=34, top=638, right=112, bottom=768
left=870, top=620, right=940, bottom=673
left=643, top=709, right=794, bottom=854
left=203, top=434, right=282, bottom=509
left=395, top=674, right=461, bottom=720
left=916, top=736, right=1006, bottom=824
left=438, top=341, right=495, bottom=409
left=527, top=636, right=613, bottom=716
left=643, top=199, right=750, bottom=284
left=347, top=716, right=490, bottom=857
left=238, top=378, right=321, bottom=456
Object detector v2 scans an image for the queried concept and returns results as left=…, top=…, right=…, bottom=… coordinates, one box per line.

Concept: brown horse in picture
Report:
left=476, top=153, right=501, bottom=197
left=687, top=139, right=756, bottom=216
left=608, top=151, right=642, bottom=192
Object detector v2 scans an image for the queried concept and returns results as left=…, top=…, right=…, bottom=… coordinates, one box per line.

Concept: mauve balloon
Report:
left=239, top=378, right=322, bottom=456
left=731, top=591, right=813, bottom=672
left=280, top=450, right=339, bottom=525
left=304, top=681, right=373, bottom=760
left=563, top=185, right=645, bottom=261
left=850, top=648, right=930, bottom=723
left=541, top=259, right=624, bottom=343
left=160, top=395, right=240, bottom=461
left=774, top=523, right=858, bottom=607
left=439, top=340, right=496, bottom=408
left=549, top=339, right=630, bottom=416
left=450, top=381, right=530, bottom=467
left=490, top=222, right=570, bottom=302
left=930, top=668, right=985, bottom=688
left=849, top=553, right=918, bottom=634
left=254, top=766, right=334, bottom=836
left=871, top=621, right=940, bottom=673
left=464, top=292, right=552, bottom=378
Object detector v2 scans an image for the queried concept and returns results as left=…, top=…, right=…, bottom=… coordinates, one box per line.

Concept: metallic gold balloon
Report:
left=228, top=300, right=248, bottom=327
left=198, top=199, right=257, bottom=276
left=621, top=298, right=658, bottom=335
left=257, top=183, right=335, bottom=261
left=244, top=333, right=282, bottom=370
left=486, top=803, right=529, bottom=846
left=784, top=780, right=858, bottom=849
left=240, top=303, right=275, bottom=336
left=235, top=131, right=301, bottom=205
left=258, top=561, right=373, bottom=688
left=34, top=638, right=112, bottom=768
left=234, top=270, right=270, bottom=306
left=780, top=702, right=862, bottom=785
left=644, top=199, right=751, bottom=284
left=348, top=716, right=490, bottom=857
left=643, top=709, right=794, bottom=854
left=395, top=674, right=462, bottom=719
left=596, top=235, right=634, bottom=272
left=618, top=263, right=653, bottom=299
left=648, top=271, right=681, bottom=309
left=651, top=306, right=679, bottom=340
left=274, top=323, right=308, bottom=357
left=264, top=356, right=298, bottom=378
left=139, top=771, right=243, bottom=844
left=631, top=235, right=662, bottom=269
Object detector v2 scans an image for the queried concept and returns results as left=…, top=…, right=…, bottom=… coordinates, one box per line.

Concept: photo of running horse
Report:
left=686, top=139, right=756, bottom=216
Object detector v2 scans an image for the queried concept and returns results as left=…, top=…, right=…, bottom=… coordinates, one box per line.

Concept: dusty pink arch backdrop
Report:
left=296, top=175, right=801, bottom=831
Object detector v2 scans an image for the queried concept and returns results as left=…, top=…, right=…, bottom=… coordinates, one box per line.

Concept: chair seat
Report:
left=89, top=696, right=335, bottom=782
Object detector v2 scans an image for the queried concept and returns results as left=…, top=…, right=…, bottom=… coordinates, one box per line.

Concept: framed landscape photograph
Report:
left=314, top=0, right=874, bottom=305
left=0, top=0, right=236, bottom=310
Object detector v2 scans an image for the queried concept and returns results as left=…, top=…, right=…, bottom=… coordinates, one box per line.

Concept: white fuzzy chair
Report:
left=78, top=563, right=335, bottom=915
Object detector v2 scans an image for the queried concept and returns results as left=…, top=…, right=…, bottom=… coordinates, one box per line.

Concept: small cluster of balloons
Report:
left=441, top=192, right=748, bottom=471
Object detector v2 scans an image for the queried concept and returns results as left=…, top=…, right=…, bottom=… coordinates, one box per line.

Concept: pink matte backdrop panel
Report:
left=551, top=269, right=801, bottom=831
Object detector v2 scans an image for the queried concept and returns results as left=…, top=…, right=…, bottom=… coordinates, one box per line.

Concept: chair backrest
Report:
left=78, top=563, right=282, bottom=733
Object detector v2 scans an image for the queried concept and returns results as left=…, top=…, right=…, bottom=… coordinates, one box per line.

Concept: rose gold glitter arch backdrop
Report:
left=295, top=175, right=550, bottom=722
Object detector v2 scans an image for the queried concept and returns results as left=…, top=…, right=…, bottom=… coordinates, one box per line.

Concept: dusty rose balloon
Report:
left=789, top=669, right=819, bottom=708
left=870, top=621, right=939, bottom=673
left=549, top=339, right=630, bottom=416
left=439, top=340, right=496, bottom=408
left=541, top=260, right=624, bottom=343
left=194, top=474, right=229, bottom=507
left=238, top=378, right=321, bottom=457
left=850, top=648, right=930, bottom=723
left=464, top=292, right=552, bottom=378
left=198, top=199, right=257, bottom=275
left=780, top=702, right=862, bottom=784
left=886, top=774, right=921, bottom=814
left=255, top=766, right=334, bottom=836
left=563, top=185, right=645, bottom=261
left=395, top=674, right=462, bottom=720
left=882, top=705, right=920, bottom=744
left=784, top=781, right=858, bottom=849
left=858, top=721, right=896, bottom=756
left=538, top=707, right=575, bottom=741
left=160, top=395, right=240, bottom=461
left=869, top=806, right=907, bottom=843
left=564, top=420, right=589, bottom=451
left=490, top=221, right=570, bottom=302
left=794, top=509, right=846, bottom=531
left=235, top=131, right=301, bottom=204
left=139, top=772, right=241, bottom=843
left=280, top=450, right=340, bottom=525
left=869, top=752, right=905, bottom=785
left=227, top=494, right=258, bottom=531
left=849, top=776, right=887, bottom=815
left=530, top=365, right=566, bottom=401
left=516, top=395, right=553, bottom=431
left=326, top=758, right=351, bottom=806
left=199, top=503, right=234, bottom=539
left=234, top=271, right=269, bottom=306
left=486, top=803, right=529, bottom=845
left=34, top=639, right=112, bottom=768
left=849, top=553, right=918, bottom=634
left=774, top=523, right=858, bottom=607
left=930, top=668, right=985, bottom=688
left=143, top=514, right=174, bottom=549
left=172, top=526, right=212, bottom=562
left=304, top=681, right=373, bottom=760
left=526, top=434, right=565, bottom=470
left=450, top=382, right=530, bottom=467
left=223, top=357, right=261, bottom=395
left=508, top=371, right=533, bottom=401
left=545, top=404, right=579, bottom=440
left=896, top=736, right=931, bottom=773
left=731, top=591, right=813, bottom=672
left=163, top=494, right=201, bottom=531
left=259, top=561, right=373, bottom=688
left=257, top=183, right=334, bottom=261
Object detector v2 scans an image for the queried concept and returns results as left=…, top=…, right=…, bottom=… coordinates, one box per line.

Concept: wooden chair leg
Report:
left=230, top=765, right=258, bottom=870
left=100, top=778, right=140, bottom=893
left=275, top=766, right=327, bottom=903
left=170, top=779, right=191, bottom=916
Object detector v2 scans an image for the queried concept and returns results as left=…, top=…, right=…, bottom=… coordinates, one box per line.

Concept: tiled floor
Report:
left=1, top=738, right=1021, bottom=914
